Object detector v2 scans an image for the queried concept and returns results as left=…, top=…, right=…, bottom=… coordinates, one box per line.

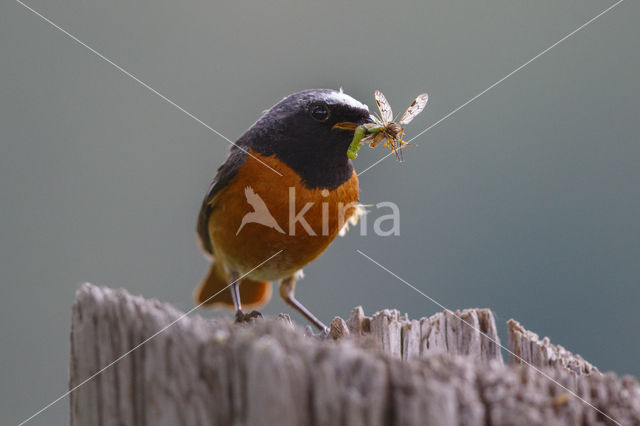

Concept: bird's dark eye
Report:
left=310, top=104, right=330, bottom=121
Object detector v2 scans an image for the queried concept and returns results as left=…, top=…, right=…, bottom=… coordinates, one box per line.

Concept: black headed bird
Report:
left=195, top=89, right=373, bottom=330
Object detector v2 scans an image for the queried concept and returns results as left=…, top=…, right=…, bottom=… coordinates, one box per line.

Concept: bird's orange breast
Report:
left=208, top=149, right=359, bottom=281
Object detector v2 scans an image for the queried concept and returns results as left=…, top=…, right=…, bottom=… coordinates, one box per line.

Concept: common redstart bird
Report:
left=195, top=89, right=373, bottom=330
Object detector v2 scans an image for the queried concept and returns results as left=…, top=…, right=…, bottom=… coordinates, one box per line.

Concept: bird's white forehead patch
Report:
left=320, top=91, right=369, bottom=111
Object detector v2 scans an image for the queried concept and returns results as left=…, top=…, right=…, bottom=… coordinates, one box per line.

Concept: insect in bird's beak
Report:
left=362, top=90, right=429, bottom=161
left=333, top=117, right=380, bottom=159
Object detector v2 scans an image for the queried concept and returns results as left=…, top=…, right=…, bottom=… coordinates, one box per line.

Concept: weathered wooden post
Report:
left=70, top=284, right=640, bottom=425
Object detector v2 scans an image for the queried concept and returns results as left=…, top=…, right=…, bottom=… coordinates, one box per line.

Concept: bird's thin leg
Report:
left=279, top=276, right=327, bottom=331
left=230, top=271, right=262, bottom=323
left=230, top=271, right=242, bottom=312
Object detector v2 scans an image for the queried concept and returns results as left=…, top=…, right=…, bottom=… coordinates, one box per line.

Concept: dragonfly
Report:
left=364, top=90, right=429, bottom=160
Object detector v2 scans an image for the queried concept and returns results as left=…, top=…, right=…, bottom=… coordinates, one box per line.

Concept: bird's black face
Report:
left=246, top=89, right=373, bottom=189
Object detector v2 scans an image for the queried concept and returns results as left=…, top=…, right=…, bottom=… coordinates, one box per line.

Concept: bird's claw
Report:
left=235, top=310, right=263, bottom=324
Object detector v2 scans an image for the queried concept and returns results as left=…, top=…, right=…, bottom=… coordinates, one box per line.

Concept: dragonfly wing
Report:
left=399, top=93, right=429, bottom=125
left=374, top=90, right=394, bottom=124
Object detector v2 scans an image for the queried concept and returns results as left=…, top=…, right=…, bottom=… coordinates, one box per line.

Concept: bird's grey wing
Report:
left=196, top=146, right=248, bottom=255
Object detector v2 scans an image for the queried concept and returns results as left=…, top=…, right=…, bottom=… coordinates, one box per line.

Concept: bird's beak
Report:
left=332, top=115, right=376, bottom=131
left=332, top=122, right=359, bottom=131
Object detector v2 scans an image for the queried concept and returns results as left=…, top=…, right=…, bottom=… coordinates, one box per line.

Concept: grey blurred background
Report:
left=1, top=0, right=638, bottom=424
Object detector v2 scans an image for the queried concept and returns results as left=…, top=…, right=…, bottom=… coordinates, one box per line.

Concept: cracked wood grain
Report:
left=70, top=284, right=640, bottom=426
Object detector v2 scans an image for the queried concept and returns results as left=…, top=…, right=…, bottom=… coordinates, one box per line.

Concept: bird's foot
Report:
left=235, top=309, right=263, bottom=324
left=304, top=324, right=331, bottom=339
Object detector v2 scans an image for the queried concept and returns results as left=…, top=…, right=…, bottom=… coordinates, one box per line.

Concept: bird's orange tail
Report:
left=194, top=261, right=272, bottom=309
